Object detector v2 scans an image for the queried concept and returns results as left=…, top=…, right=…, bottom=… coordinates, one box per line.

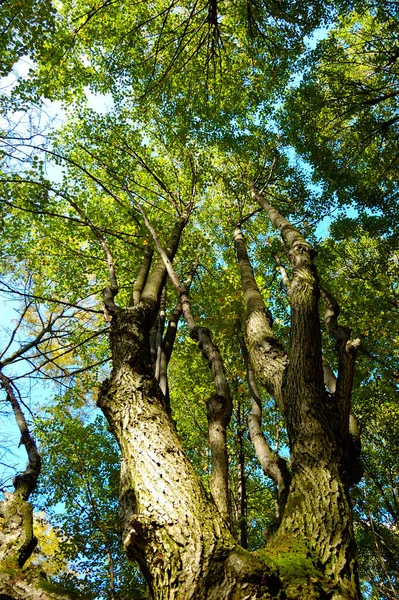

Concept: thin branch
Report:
left=0, top=302, right=32, bottom=361
left=62, top=196, right=119, bottom=304
left=0, top=281, right=103, bottom=314
left=0, top=312, right=65, bottom=367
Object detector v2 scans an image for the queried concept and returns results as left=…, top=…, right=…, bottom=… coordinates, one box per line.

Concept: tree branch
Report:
left=0, top=374, right=41, bottom=501
left=131, top=245, right=154, bottom=306
left=62, top=197, right=119, bottom=310
left=237, top=326, right=291, bottom=518
left=136, top=201, right=232, bottom=523
left=320, top=287, right=362, bottom=485
left=233, top=225, right=287, bottom=411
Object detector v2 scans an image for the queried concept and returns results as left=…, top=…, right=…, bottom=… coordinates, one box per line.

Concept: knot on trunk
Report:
left=207, top=394, right=229, bottom=421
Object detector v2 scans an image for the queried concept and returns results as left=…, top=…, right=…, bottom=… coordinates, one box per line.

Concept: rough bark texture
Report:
left=97, top=306, right=284, bottom=599
left=92, top=197, right=363, bottom=598
left=0, top=570, right=83, bottom=600
left=251, top=186, right=361, bottom=599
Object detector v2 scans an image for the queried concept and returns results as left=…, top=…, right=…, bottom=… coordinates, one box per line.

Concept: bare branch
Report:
left=0, top=301, right=32, bottom=361
left=0, top=280, right=103, bottom=314
left=0, top=311, right=65, bottom=367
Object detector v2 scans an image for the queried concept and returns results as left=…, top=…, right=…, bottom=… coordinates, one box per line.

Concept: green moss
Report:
left=254, top=537, right=331, bottom=599
left=269, top=550, right=321, bottom=580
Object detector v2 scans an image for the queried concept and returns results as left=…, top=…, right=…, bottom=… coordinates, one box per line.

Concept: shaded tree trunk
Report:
left=250, top=186, right=361, bottom=599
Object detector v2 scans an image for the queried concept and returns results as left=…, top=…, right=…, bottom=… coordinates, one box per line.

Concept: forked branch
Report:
left=136, top=201, right=232, bottom=523
left=158, top=263, right=198, bottom=408
left=320, top=286, right=361, bottom=426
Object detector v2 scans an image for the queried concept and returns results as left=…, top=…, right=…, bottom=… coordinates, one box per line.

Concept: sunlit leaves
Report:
left=283, top=6, right=399, bottom=209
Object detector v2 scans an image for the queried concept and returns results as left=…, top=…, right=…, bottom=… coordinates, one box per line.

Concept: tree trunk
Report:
left=96, top=298, right=361, bottom=599
left=274, top=463, right=359, bottom=599
left=252, top=188, right=361, bottom=600
left=97, top=306, right=283, bottom=599
left=94, top=197, right=362, bottom=598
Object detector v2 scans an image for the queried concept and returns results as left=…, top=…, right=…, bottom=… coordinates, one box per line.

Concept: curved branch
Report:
left=237, top=328, right=291, bottom=518
left=136, top=202, right=232, bottom=523
left=233, top=226, right=287, bottom=411
left=0, top=374, right=41, bottom=501
left=62, top=197, right=119, bottom=308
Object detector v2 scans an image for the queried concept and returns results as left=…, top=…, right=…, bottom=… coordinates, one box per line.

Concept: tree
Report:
left=0, top=0, right=398, bottom=598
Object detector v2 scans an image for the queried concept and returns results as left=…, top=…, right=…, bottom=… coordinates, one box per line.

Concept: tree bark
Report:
left=251, top=185, right=361, bottom=599
left=97, top=305, right=284, bottom=599
left=94, top=199, right=363, bottom=598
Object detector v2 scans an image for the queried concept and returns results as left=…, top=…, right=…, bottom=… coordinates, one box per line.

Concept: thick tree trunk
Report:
left=95, top=200, right=362, bottom=599
left=251, top=187, right=361, bottom=600
left=97, top=303, right=360, bottom=599
left=232, top=189, right=362, bottom=599
left=274, top=463, right=359, bottom=599
left=97, top=306, right=282, bottom=599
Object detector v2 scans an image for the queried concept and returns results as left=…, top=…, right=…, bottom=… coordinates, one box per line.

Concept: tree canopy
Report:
left=0, top=1, right=398, bottom=599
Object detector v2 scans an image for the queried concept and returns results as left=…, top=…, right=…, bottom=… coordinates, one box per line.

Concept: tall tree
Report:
left=0, top=0, right=398, bottom=598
